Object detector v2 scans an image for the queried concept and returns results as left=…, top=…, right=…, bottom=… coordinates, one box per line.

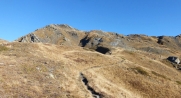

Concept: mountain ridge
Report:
left=15, top=24, right=181, bottom=55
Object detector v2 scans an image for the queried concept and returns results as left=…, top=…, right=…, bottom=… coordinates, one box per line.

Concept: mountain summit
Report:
left=16, top=24, right=85, bottom=46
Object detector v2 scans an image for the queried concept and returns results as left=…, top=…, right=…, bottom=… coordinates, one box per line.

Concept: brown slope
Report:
left=0, top=41, right=181, bottom=97
left=10, top=24, right=181, bottom=97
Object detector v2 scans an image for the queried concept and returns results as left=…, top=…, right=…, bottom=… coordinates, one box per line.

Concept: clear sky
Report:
left=0, top=0, right=181, bottom=41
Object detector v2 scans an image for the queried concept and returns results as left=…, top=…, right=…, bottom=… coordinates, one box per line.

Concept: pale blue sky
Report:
left=0, top=0, right=181, bottom=41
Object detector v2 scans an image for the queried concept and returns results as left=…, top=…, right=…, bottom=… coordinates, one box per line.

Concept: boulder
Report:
left=167, top=56, right=180, bottom=64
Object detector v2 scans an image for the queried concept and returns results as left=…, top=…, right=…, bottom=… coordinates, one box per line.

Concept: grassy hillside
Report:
left=2, top=24, right=181, bottom=97
left=0, top=42, right=181, bottom=98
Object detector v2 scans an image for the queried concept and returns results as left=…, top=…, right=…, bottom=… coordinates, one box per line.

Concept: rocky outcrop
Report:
left=167, top=56, right=180, bottom=64
left=18, top=33, right=40, bottom=43
left=167, top=56, right=181, bottom=69
left=157, top=36, right=164, bottom=45
left=157, top=36, right=181, bottom=50
left=79, top=30, right=128, bottom=54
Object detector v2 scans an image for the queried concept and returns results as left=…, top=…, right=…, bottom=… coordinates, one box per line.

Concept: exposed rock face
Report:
left=157, top=36, right=181, bottom=50
left=79, top=30, right=125, bottom=48
left=157, top=36, right=164, bottom=45
left=79, top=30, right=127, bottom=54
left=18, top=33, right=40, bottom=43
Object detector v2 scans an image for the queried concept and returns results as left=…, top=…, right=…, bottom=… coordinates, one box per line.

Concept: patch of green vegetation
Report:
left=128, top=80, right=148, bottom=92
left=176, top=81, right=181, bottom=85
left=151, top=71, right=170, bottom=80
left=132, top=67, right=149, bottom=76
left=39, top=65, right=48, bottom=72
left=21, top=65, right=36, bottom=74
left=126, top=51, right=134, bottom=55
left=121, top=57, right=125, bottom=60
left=0, top=46, right=8, bottom=51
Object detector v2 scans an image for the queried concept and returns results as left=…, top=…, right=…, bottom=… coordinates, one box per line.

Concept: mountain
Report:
left=16, top=24, right=181, bottom=56
left=0, top=24, right=181, bottom=97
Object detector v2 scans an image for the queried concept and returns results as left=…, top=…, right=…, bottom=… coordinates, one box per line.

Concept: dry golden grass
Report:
left=5, top=24, right=181, bottom=98
left=0, top=45, right=9, bottom=51
left=0, top=42, right=181, bottom=98
left=151, top=71, right=170, bottom=80
left=131, top=67, right=149, bottom=76
left=176, top=81, right=181, bottom=85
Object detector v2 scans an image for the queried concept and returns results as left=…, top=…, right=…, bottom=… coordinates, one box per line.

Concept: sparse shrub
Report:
left=21, top=65, right=36, bottom=74
left=121, top=57, right=125, bottom=60
left=126, top=51, right=134, bottom=55
left=39, top=65, right=48, bottom=72
left=128, top=80, right=148, bottom=92
left=176, top=81, right=181, bottom=85
left=132, top=67, right=149, bottom=76
left=73, top=58, right=88, bottom=64
left=0, top=45, right=8, bottom=51
left=125, top=50, right=136, bottom=56
left=152, top=71, right=170, bottom=80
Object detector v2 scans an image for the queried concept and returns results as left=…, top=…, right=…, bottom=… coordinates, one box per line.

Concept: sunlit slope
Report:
left=0, top=42, right=181, bottom=97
